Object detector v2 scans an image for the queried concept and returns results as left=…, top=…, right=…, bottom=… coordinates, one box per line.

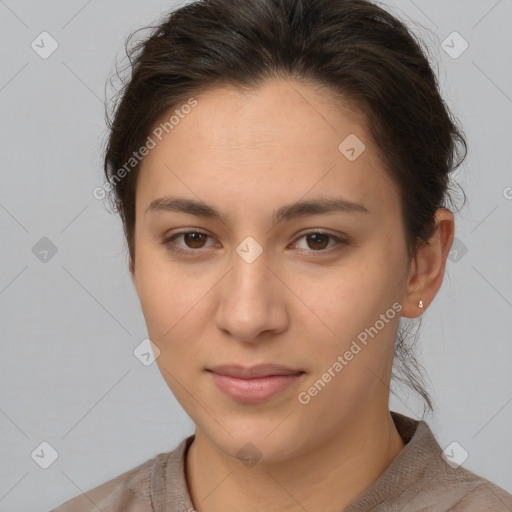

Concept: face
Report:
left=131, top=78, right=413, bottom=463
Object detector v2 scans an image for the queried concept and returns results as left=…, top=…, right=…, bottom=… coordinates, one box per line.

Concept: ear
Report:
left=401, top=208, right=454, bottom=318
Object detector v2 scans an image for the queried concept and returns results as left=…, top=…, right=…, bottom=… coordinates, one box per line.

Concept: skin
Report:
left=130, top=78, right=454, bottom=512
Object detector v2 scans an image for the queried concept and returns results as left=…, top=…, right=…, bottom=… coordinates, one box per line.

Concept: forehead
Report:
left=170, top=79, right=369, bottom=151
left=136, top=78, right=399, bottom=219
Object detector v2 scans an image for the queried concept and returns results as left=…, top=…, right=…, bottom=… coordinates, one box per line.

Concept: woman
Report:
left=52, top=0, right=512, bottom=510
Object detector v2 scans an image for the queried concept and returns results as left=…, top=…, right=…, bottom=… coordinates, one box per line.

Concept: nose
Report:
left=215, top=245, right=289, bottom=343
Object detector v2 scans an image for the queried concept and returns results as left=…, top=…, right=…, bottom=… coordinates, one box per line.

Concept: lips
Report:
left=206, top=364, right=305, bottom=403
left=207, top=363, right=304, bottom=379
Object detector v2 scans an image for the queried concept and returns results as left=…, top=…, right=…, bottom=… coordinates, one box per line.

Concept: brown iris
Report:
left=305, top=233, right=330, bottom=250
left=183, top=232, right=208, bottom=248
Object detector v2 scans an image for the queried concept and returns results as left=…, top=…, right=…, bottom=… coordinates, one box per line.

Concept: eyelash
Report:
left=161, top=230, right=347, bottom=257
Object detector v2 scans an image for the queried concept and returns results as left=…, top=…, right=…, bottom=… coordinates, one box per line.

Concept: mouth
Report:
left=206, top=364, right=306, bottom=404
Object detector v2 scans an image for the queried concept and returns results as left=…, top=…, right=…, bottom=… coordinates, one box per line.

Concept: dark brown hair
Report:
left=103, top=0, right=467, bottom=415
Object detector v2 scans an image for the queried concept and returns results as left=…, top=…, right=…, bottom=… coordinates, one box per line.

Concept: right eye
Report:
left=161, top=230, right=216, bottom=254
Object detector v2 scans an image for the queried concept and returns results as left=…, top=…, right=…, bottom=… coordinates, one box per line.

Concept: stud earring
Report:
left=418, top=300, right=424, bottom=309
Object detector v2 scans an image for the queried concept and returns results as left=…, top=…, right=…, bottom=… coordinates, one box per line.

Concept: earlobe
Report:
left=401, top=208, right=455, bottom=318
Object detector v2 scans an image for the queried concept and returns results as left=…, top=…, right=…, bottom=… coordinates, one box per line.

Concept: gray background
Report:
left=0, top=0, right=511, bottom=510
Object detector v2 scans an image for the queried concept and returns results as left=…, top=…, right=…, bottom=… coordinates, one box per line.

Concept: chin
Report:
left=199, top=415, right=310, bottom=467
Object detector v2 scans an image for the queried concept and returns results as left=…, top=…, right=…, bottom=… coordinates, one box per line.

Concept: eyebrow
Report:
left=145, top=195, right=369, bottom=226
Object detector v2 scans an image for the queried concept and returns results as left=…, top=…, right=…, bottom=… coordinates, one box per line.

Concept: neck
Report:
left=185, top=407, right=406, bottom=512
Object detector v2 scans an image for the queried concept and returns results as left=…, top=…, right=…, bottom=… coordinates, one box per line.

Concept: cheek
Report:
left=135, top=264, right=207, bottom=396
left=308, top=262, right=397, bottom=334
left=138, top=276, right=203, bottom=341
left=294, top=265, right=401, bottom=422
left=299, top=245, right=405, bottom=364
left=134, top=249, right=201, bottom=341
left=134, top=252, right=219, bottom=375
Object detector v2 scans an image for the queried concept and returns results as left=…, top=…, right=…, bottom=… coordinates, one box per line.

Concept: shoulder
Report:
left=50, top=452, right=169, bottom=512
left=381, top=413, right=512, bottom=511
left=440, top=464, right=512, bottom=511
left=407, top=457, right=512, bottom=511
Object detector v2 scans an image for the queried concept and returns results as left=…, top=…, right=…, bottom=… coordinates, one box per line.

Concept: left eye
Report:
left=162, top=231, right=346, bottom=254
